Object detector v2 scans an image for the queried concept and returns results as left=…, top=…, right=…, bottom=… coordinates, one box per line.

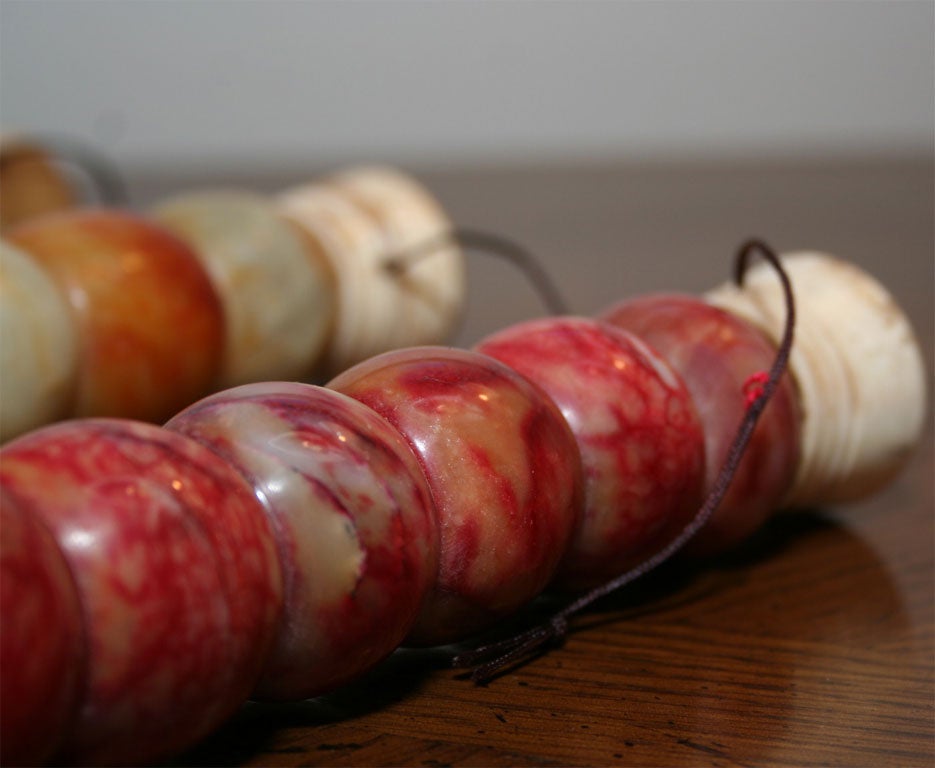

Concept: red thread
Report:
left=743, top=371, right=770, bottom=408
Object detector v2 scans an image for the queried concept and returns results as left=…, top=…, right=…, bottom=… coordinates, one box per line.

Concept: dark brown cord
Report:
left=383, top=227, right=570, bottom=315
left=452, top=238, right=796, bottom=683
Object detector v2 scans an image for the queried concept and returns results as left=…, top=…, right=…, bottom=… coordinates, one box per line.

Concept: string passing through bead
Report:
left=384, top=226, right=571, bottom=316
left=452, top=238, right=796, bottom=684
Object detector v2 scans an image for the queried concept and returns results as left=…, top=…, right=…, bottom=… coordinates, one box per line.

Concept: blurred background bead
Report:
left=7, top=210, right=225, bottom=423
left=279, top=166, right=465, bottom=377
left=153, top=190, right=335, bottom=386
left=0, top=240, right=78, bottom=441
left=0, top=134, right=76, bottom=231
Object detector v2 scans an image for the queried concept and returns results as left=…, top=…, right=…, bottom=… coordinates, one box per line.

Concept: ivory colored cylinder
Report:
left=278, top=166, right=465, bottom=376
left=707, top=251, right=927, bottom=506
left=153, top=190, right=335, bottom=386
left=0, top=241, right=79, bottom=441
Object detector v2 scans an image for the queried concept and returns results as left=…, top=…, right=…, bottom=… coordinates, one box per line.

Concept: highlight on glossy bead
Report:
left=476, top=317, right=705, bottom=588
left=601, top=293, right=801, bottom=555
left=152, top=190, right=336, bottom=386
left=330, top=346, right=584, bottom=645
left=0, top=240, right=78, bottom=442
left=279, top=166, right=466, bottom=376
left=166, top=381, right=439, bottom=699
left=706, top=251, right=927, bottom=506
left=0, top=419, right=283, bottom=765
left=6, top=209, right=225, bottom=424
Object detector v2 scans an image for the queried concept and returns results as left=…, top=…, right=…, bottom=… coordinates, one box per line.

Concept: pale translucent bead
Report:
left=278, top=166, right=465, bottom=376
left=707, top=252, right=927, bottom=506
left=0, top=241, right=78, bottom=442
left=153, top=190, right=335, bottom=386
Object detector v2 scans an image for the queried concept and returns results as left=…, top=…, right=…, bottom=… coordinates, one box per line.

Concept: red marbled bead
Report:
left=476, top=317, right=705, bottom=589
left=602, top=294, right=801, bottom=554
left=330, top=347, right=584, bottom=645
left=0, top=420, right=282, bottom=765
left=0, top=490, right=85, bottom=766
left=167, top=382, right=439, bottom=699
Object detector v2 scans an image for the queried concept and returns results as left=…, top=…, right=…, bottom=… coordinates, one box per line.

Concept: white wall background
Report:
left=1, top=0, right=933, bottom=171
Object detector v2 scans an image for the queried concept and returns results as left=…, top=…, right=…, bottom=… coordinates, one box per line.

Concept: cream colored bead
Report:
left=0, top=241, right=78, bottom=441
left=706, top=251, right=927, bottom=507
left=278, top=166, right=465, bottom=376
left=152, top=190, right=335, bottom=387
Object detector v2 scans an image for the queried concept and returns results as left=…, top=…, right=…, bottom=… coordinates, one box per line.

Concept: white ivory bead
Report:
left=278, top=166, right=465, bottom=376
left=0, top=241, right=78, bottom=441
left=152, top=190, right=335, bottom=387
left=706, top=251, right=927, bottom=506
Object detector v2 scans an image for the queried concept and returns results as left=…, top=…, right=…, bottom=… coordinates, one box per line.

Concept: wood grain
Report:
left=148, top=158, right=933, bottom=767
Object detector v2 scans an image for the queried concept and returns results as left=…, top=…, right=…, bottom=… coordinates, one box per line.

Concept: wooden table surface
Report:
left=143, top=157, right=935, bottom=768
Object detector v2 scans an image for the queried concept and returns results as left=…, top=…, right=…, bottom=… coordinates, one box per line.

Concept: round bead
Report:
left=279, top=166, right=465, bottom=376
left=330, top=346, right=583, bottom=645
left=7, top=210, right=225, bottom=423
left=153, top=190, right=335, bottom=386
left=0, top=241, right=78, bottom=441
left=707, top=251, right=927, bottom=505
left=477, top=318, right=705, bottom=588
left=602, top=294, right=801, bottom=555
left=0, top=419, right=283, bottom=765
left=167, top=382, right=439, bottom=699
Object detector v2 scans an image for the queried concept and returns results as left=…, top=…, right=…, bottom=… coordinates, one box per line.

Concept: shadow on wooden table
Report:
left=172, top=509, right=913, bottom=767
left=170, top=641, right=455, bottom=766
